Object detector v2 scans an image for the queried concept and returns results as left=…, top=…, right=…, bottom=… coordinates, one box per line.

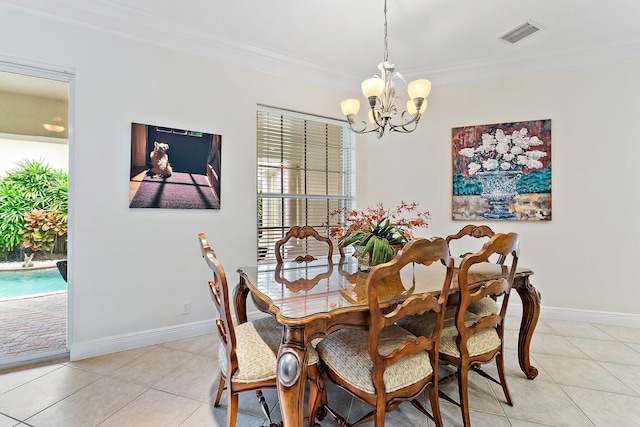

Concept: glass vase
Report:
left=353, top=243, right=402, bottom=272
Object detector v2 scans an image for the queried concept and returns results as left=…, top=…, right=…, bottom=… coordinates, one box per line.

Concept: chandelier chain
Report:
left=383, top=0, right=389, bottom=62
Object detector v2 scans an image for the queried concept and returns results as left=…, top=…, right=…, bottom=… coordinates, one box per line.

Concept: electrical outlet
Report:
left=181, top=301, right=191, bottom=315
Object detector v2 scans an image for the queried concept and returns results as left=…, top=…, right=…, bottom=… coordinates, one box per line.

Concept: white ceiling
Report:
left=0, top=71, right=68, bottom=100
left=2, top=0, right=640, bottom=90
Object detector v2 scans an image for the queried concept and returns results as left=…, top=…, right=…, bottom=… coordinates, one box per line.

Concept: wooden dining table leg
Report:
left=277, top=326, right=308, bottom=427
left=514, top=275, right=541, bottom=379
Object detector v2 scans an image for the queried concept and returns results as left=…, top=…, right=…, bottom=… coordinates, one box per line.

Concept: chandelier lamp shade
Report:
left=340, top=0, right=431, bottom=139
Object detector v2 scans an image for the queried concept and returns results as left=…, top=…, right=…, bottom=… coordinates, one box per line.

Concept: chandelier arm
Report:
left=368, top=104, right=388, bottom=130
left=398, top=111, right=421, bottom=127
left=389, top=123, right=418, bottom=134
left=348, top=120, right=382, bottom=135
left=389, top=113, right=421, bottom=133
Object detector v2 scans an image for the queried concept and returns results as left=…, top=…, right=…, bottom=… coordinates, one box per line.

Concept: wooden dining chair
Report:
left=316, top=237, right=454, bottom=426
left=446, top=225, right=502, bottom=318
left=403, top=232, right=520, bottom=427
left=275, top=225, right=334, bottom=263
left=198, top=233, right=325, bottom=427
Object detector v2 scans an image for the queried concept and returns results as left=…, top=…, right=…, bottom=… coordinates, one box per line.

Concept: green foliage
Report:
left=22, top=209, right=67, bottom=253
left=339, top=222, right=404, bottom=265
left=0, top=159, right=68, bottom=255
left=0, top=182, right=28, bottom=251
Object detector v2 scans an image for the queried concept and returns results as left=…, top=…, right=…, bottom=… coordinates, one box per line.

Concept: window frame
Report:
left=256, top=105, right=355, bottom=262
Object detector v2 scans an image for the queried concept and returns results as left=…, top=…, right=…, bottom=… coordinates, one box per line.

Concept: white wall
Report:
left=0, top=137, right=69, bottom=174
left=0, top=5, right=637, bottom=360
left=0, top=6, right=353, bottom=358
left=362, top=62, right=640, bottom=317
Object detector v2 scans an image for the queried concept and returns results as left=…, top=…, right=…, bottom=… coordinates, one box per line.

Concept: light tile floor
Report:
left=0, top=316, right=638, bottom=426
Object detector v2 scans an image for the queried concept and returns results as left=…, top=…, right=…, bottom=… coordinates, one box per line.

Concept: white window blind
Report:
left=257, top=107, right=354, bottom=262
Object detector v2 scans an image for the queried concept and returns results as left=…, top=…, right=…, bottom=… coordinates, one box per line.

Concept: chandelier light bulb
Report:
left=361, top=77, right=384, bottom=99
left=340, top=99, right=361, bottom=116
left=407, top=79, right=432, bottom=100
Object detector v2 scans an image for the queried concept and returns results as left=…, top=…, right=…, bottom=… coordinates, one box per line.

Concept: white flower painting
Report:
left=452, top=120, right=551, bottom=221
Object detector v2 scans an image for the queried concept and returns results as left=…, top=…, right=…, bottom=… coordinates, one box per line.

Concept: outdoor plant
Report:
left=0, top=159, right=68, bottom=259
left=458, top=127, right=547, bottom=175
left=327, top=201, right=430, bottom=265
left=22, top=209, right=67, bottom=254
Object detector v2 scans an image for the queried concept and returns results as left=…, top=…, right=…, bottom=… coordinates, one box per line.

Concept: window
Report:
left=257, top=106, right=354, bottom=261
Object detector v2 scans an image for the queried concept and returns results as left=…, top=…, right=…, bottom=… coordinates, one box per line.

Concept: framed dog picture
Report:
left=129, top=122, right=222, bottom=209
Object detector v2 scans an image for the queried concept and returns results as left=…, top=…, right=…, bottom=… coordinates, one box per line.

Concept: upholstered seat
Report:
left=219, top=316, right=319, bottom=384
left=466, top=295, right=499, bottom=318
left=398, top=312, right=501, bottom=358
left=316, top=325, right=433, bottom=395
left=438, top=313, right=501, bottom=358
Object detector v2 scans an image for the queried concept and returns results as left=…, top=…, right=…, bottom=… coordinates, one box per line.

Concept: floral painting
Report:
left=452, top=119, right=551, bottom=221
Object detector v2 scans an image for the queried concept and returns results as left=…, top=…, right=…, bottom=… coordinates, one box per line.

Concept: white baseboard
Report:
left=70, top=305, right=639, bottom=362
left=70, top=319, right=216, bottom=361
left=508, top=302, right=640, bottom=328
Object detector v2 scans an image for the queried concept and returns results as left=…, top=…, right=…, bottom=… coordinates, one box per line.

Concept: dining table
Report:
left=235, top=256, right=541, bottom=427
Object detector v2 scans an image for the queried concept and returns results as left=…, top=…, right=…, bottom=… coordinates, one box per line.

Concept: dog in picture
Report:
left=149, top=141, right=173, bottom=178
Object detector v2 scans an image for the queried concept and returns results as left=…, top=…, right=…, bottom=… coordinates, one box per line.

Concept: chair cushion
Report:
left=398, top=312, right=502, bottom=358
left=316, top=325, right=433, bottom=395
left=467, top=296, right=499, bottom=318
left=396, top=311, right=438, bottom=338
left=218, top=316, right=319, bottom=384
left=439, top=313, right=502, bottom=358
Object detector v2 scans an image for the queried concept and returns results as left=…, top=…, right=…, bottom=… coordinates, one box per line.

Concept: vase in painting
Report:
left=476, top=171, right=522, bottom=220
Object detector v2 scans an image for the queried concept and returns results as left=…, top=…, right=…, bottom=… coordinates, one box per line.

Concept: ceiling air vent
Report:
left=500, top=21, right=542, bottom=44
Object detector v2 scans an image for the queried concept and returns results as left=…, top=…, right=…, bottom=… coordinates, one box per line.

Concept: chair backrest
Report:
left=274, top=262, right=334, bottom=292
left=454, top=233, right=519, bottom=352
left=446, top=224, right=505, bottom=264
left=275, top=225, right=334, bottom=263
left=197, top=233, right=238, bottom=375
left=365, top=237, right=454, bottom=392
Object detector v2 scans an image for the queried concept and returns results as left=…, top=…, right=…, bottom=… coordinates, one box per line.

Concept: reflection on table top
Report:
left=238, top=258, right=532, bottom=321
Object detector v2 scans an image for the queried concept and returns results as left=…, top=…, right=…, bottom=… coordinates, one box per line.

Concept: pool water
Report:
left=0, top=268, right=67, bottom=299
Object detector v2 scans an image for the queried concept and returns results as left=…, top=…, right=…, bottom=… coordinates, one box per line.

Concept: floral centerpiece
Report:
left=458, top=127, right=547, bottom=175
left=327, top=201, right=430, bottom=267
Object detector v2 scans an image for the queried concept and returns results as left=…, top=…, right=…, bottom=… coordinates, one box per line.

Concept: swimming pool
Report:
left=0, top=268, right=67, bottom=299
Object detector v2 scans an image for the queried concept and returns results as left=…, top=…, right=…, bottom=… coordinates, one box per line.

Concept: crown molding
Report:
left=407, top=41, right=640, bottom=86
left=3, top=0, right=640, bottom=90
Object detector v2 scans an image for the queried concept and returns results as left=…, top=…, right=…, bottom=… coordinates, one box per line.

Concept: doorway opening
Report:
left=0, top=64, right=72, bottom=369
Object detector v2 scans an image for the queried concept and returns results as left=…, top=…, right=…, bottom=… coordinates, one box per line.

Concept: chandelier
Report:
left=340, top=0, right=431, bottom=139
